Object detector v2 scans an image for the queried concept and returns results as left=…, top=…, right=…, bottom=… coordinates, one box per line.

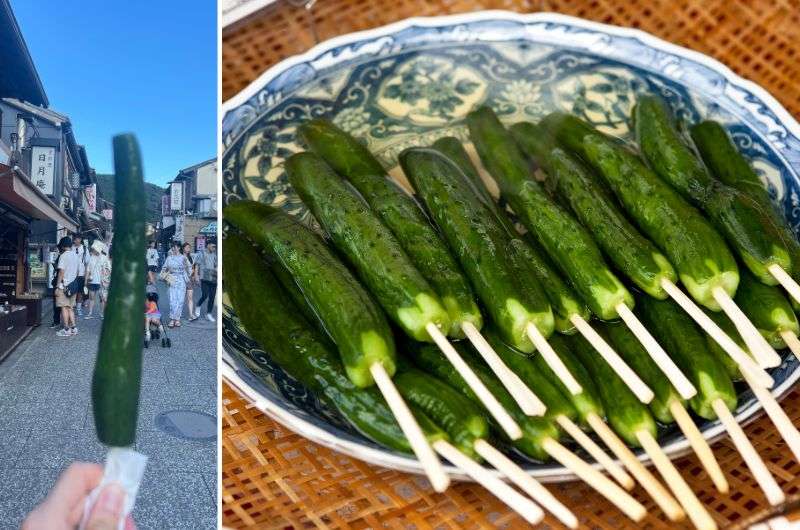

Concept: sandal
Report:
left=168, top=321, right=175, bottom=328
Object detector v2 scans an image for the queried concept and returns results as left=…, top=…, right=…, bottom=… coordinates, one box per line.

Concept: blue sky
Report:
left=12, top=1, right=217, bottom=186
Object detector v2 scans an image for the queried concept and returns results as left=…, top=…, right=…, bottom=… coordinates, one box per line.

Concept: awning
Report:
left=0, top=163, right=78, bottom=232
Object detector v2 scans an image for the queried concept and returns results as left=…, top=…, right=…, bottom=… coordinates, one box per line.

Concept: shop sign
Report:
left=85, top=184, right=97, bottom=213
left=196, top=236, right=206, bottom=252
left=29, top=249, right=45, bottom=280
left=30, top=146, right=56, bottom=195
left=162, top=195, right=171, bottom=216
left=174, top=215, right=185, bottom=243
left=170, top=182, right=183, bottom=211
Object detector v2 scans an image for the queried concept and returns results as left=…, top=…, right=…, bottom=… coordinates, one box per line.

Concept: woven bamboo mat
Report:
left=221, top=1, right=800, bottom=527
left=222, top=382, right=800, bottom=528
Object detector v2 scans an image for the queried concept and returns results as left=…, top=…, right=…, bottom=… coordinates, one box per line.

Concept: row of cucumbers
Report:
left=224, top=94, right=795, bottom=460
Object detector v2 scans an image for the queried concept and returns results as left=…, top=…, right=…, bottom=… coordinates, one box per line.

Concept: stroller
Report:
left=144, top=289, right=171, bottom=348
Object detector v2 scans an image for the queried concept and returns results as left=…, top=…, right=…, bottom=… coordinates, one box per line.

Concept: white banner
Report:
left=170, top=182, right=183, bottom=211
left=85, top=183, right=97, bottom=213
left=174, top=215, right=184, bottom=243
left=30, top=146, right=56, bottom=195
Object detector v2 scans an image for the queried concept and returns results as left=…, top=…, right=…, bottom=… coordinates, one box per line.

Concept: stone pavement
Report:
left=0, top=282, right=217, bottom=529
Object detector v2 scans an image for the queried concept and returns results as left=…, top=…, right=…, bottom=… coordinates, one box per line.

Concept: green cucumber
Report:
left=635, top=95, right=791, bottom=285
left=285, top=152, right=450, bottom=342
left=395, top=368, right=489, bottom=458
left=300, top=120, right=482, bottom=338
left=542, top=112, right=739, bottom=311
left=91, top=135, right=145, bottom=447
left=224, top=201, right=395, bottom=388
left=467, top=106, right=632, bottom=320
left=409, top=343, right=560, bottom=461
left=603, top=321, right=684, bottom=424
left=399, top=147, right=553, bottom=352
left=637, top=296, right=738, bottom=420
left=735, top=267, right=799, bottom=349
left=702, top=309, right=746, bottom=381
left=433, top=136, right=590, bottom=333
left=691, top=120, right=800, bottom=311
left=482, top=330, right=578, bottom=422
left=567, top=330, right=657, bottom=447
left=512, top=121, right=677, bottom=300
left=224, top=232, right=443, bottom=451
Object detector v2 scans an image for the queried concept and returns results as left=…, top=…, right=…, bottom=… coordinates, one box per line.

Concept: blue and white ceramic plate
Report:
left=221, top=11, right=800, bottom=481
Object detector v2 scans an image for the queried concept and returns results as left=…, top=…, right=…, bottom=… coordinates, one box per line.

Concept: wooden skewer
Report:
left=586, top=412, right=685, bottom=522
left=768, top=263, right=800, bottom=307
left=711, top=287, right=782, bottom=368
left=570, top=314, right=655, bottom=403
left=711, top=399, right=785, bottom=506
left=636, top=429, right=717, bottom=530
left=426, top=323, right=523, bottom=440
left=779, top=329, right=800, bottom=362
left=461, top=321, right=547, bottom=416
left=370, top=363, right=449, bottom=492
left=473, top=439, right=578, bottom=529
left=541, top=437, right=647, bottom=522
left=615, top=303, right=697, bottom=400
left=660, top=278, right=774, bottom=388
left=668, top=400, right=728, bottom=493
left=741, top=370, right=800, bottom=463
left=525, top=323, right=582, bottom=395
left=432, top=440, right=544, bottom=525
left=555, top=415, right=634, bottom=490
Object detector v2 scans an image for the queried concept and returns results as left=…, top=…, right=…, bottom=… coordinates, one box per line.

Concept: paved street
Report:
left=0, top=282, right=217, bottom=529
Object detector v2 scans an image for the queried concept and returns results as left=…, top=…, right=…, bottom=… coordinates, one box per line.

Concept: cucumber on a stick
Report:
left=399, top=146, right=586, bottom=398
left=691, top=119, right=800, bottom=311
left=515, top=122, right=770, bottom=393
left=638, top=296, right=786, bottom=506
left=482, top=330, right=634, bottom=491
left=540, top=113, right=771, bottom=383
left=635, top=96, right=784, bottom=368
left=298, top=119, right=483, bottom=339
left=285, top=152, right=524, bottom=439
left=568, top=331, right=714, bottom=529
left=736, top=268, right=800, bottom=355
left=409, top=342, right=647, bottom=522
left=299, top=122, right=542, bottom=417
left=224, top=201, right=448, bottom=491
left=394, top=367, right=574, bottom=527
left=90, top=134, right=148, bottom=520
left=467, top=106, right=681, bottom=401
left=603, top=321, right=728, bottom=493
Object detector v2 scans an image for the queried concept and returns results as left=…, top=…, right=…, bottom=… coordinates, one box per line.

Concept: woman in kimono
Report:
left=161, top=241, right=188, bottom=328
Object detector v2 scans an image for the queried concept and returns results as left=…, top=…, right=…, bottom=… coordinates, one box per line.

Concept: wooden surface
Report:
left=221, top=1, right=800, bottom=527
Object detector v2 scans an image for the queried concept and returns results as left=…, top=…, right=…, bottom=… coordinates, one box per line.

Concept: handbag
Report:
left=159, top=270, right=175, bottom=286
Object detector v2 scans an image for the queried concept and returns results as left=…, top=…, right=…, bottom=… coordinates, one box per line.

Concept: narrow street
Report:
left=0, top=282, right=217, bottom=529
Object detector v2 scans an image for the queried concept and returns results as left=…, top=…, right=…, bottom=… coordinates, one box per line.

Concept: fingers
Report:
left=49, top=462, right=104, bottom=514
left=85, top=483, right=126, bottom=530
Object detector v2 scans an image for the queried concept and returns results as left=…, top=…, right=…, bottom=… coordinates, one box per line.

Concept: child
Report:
left=145, top=291, right=164, bottom=344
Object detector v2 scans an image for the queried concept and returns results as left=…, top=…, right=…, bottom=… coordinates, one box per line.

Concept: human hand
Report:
left=22, top=462, right=136, bottom=530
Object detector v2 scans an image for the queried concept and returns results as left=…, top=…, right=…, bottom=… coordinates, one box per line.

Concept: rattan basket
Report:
left=222, top=1, right=800, bottom=527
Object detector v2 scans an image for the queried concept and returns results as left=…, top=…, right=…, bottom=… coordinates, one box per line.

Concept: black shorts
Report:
left=75, top=276, right=85, bottom=290
left=148, top=265, right=159, bottom=273
left=88, top=284, right=101, bottom=292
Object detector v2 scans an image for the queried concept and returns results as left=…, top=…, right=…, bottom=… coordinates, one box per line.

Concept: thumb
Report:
left=85, top=483, right=126, bottom=530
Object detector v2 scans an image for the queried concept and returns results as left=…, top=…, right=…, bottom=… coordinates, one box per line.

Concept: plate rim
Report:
left=220, top=10, right=800, bottom=481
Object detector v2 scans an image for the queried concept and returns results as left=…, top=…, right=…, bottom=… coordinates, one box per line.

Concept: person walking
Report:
left=73, top=235, right=88, bottom=317
left=195, top=241, right=217, bottom=322
left=161, top=241, right=187, bottom=328
left=84, top=241, right=108, bottom=319
left=183, top=242, right=199, bottom=322
left=99, top=248, right=111, bottom=319
left=146, top=241, right=159, bottom=284
left=54, top=236, right=79, bottom=337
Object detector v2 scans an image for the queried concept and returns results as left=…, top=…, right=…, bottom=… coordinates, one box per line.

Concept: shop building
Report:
left=160, top=158, right=217, bottom=252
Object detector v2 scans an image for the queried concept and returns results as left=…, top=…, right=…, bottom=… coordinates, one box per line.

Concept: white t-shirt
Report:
left=57, top=250, right=79, bottom=287
left=86, top=255, right=106, bottom=285
left=146, top=248, right=159, bottom=267
left=74, top=245, right=87, bottom=276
